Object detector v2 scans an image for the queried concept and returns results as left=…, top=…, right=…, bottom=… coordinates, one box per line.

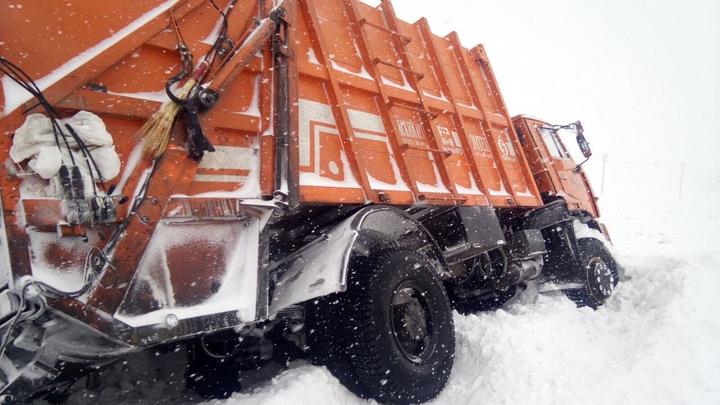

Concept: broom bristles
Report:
left=140, top=79, right=196, bottom=157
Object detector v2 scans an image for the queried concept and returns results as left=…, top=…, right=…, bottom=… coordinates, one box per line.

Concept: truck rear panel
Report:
left=0, top=0, right=542, bottom=350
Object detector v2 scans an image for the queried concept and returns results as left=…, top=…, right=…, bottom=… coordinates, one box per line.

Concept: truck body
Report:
left=0, top=0, right=618, bottom=402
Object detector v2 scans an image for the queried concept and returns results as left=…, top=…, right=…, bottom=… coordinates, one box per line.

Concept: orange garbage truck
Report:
left=0, top=0, right=618, bottom=402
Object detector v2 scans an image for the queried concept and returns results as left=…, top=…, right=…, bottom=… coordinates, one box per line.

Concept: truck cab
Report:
left=513, top=116, right=600, bottom=217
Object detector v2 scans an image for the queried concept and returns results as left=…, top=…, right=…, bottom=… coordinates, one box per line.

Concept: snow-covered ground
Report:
left=201, top=202, right=719, bottom=405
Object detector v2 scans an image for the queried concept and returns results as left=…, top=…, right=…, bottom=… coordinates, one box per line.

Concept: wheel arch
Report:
left=268, top=206, right=447, bottom=315
left=350, top=206, right=447, bottom=270
left=569, top=209, right=614, bottom=246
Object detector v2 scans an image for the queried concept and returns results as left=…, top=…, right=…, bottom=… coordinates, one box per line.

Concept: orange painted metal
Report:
left=0, top=0, right=275, bottom=337
left=293, top=0, right=541, bottom=207
left=513, top=116, right=600, bottom=217
left=0, top=0, right=546, bottom=338
left=204, top=16, right=278, bottom=98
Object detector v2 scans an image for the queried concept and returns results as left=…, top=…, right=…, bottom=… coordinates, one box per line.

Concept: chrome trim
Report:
left=0, top=196, right=12, bottom=288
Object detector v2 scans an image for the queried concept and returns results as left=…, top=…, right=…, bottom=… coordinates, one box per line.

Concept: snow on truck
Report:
left=0, top=0, right=619, bottom=402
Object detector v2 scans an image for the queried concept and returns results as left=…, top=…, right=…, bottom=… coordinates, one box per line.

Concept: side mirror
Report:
left=576, top=133, right=592, bottom=158
left=573, top=121, right=591, bottom=173
left=574, top=121, right=592, bottom=158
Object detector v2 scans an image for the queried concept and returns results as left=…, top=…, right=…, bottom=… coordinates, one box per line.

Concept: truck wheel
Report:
left=335, top=249, right=455, bottom=403
left=305, top=291, right=369, bottom=397
left=564, top=238, right=619, bottom=309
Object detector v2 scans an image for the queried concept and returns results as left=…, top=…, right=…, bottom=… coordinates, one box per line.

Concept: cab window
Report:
left=540, top=128, right=569, bottom=159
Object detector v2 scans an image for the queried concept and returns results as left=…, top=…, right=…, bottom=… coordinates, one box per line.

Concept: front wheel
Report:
left=564, top=238, right=619, bottom=309
left=308, top=249, right=455, bottom=403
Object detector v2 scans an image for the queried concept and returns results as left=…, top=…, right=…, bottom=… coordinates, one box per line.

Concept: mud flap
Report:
left=268, top=217, right=358, bottom=316
left=114, top=216, right=263, bottom=329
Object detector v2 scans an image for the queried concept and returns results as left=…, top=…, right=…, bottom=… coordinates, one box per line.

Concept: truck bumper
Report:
left=0, top=287, right=136, bottom=401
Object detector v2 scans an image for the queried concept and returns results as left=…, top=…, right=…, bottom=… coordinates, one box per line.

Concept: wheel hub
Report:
left=390, top=284, right=434, bottom=364
left=586, top=257, right=615, bottom=301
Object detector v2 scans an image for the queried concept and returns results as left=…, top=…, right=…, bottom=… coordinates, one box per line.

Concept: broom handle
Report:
left=172, top=61, right=209, bottom=100
left=190, top=62, right=209, bottom=85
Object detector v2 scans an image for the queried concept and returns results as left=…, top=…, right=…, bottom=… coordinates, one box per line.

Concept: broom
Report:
left=140, top=62, right=209, bottom=158
left=140, top=2, right=246, bottom=158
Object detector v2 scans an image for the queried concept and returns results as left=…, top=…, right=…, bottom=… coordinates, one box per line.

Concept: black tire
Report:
left=305, top=290, right=370, bottom=397
left=564, top=238, right=619, bottom=309
left=314, top=249, right=455, bottom=404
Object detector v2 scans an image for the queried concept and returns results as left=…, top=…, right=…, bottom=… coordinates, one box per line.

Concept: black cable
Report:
left=65, top=123, right=106, bottom=189
left=165, top=9, right=194, bottom=104
left=164, top=1, right=238, bottom=115
left=205, top=0, right=231, bottom=66
left=200, top=0, right=239, bottom=80
left=0, top=275, right=95, bottom=360
left=102, top=158, right=158, bottom=255
left=0, top=287, right=27, bottom=360
left=199, top=333, right=244, bottom=360
left=0, top=62, right=100, bottom=193
left=0, top=60, right=83, bottom=177
left=0, top=57, right=106, bottom=192
left=0, top=61, right=73, bottom=163
left=0, top=59, right=76, bottom=158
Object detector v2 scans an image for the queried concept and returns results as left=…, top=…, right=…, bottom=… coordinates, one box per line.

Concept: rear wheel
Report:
left=305, top=291, right=369, bottom=397
left=307, top=249, right=455, bottom=403
left=564, top=238, right=619, bottom=308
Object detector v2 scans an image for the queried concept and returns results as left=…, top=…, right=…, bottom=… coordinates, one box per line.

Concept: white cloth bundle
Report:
left=10, top=111, right=121, bottom=181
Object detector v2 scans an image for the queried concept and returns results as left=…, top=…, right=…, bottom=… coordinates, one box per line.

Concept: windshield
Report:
left=540, top=127, right=570, bottom=159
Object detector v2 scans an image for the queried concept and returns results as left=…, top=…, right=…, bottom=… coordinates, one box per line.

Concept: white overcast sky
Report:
left=387, top=0, right=720, bottom=170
